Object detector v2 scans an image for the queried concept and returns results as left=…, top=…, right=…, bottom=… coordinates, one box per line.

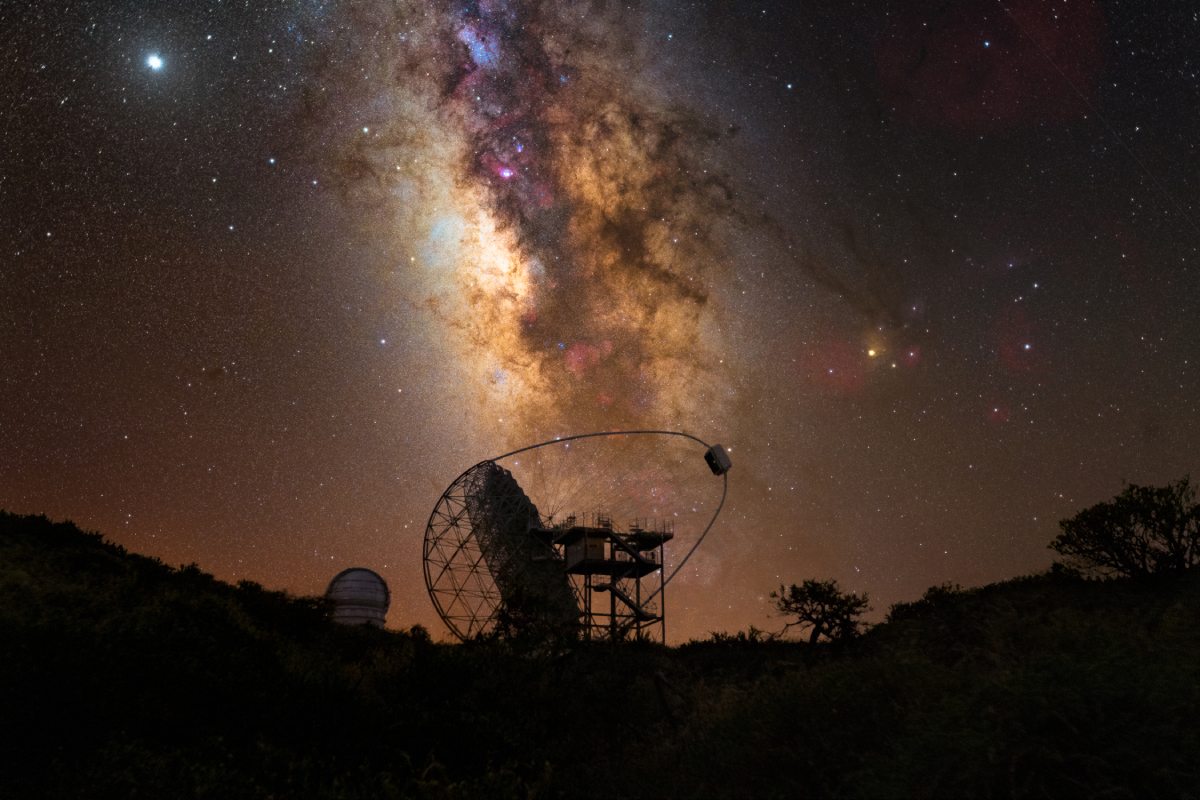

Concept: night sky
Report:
left=4, top=0, right=1198, bottom=642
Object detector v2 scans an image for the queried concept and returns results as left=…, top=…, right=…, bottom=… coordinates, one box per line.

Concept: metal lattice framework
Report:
left=423, top=432, right=731, bottom=642
left=423, top=460, right=578, bottom=640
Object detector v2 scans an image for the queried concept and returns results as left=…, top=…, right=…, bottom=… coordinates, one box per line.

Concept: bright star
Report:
left=146, top=54, right=164, bottom=71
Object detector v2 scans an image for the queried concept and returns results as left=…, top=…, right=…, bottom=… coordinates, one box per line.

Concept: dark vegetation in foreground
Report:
left=2, top=511, right=1198, bottom=799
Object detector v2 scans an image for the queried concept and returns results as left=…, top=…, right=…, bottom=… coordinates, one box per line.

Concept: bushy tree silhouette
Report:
left=1051, top=477, right=1200, bottom=578
left=771, top=579, right=870, bottom=644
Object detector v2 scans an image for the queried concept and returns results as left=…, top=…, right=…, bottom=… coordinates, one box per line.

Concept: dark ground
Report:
left=2, top=510, right=1197, bottom=798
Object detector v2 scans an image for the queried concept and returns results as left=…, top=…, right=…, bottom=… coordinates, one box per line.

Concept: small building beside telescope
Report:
left=325, top=567, right=390, bottom=627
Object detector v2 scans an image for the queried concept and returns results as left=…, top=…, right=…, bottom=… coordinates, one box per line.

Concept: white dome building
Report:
left=325, top=567, right=390, bottom=628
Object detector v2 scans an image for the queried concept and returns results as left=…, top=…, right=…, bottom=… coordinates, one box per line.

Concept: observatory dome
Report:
left=325, top=567, right=390, bottom=627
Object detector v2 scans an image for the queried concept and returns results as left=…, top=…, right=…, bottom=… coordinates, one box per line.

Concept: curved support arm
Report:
left=487, top=429, right=730, bottom=602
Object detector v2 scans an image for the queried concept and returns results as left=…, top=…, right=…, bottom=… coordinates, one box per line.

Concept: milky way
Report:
left=310, top=1, right=749, bottom=441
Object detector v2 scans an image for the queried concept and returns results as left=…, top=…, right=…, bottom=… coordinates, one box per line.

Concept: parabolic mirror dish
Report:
left=423, top=460, right=578, bottom=640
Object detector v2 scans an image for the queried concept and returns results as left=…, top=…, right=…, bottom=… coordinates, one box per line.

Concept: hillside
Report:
left=1, top=511, right=1198, bottom=798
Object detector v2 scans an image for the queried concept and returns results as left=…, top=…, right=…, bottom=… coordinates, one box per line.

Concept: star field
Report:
left=2, top=0, right=1198, bottom=641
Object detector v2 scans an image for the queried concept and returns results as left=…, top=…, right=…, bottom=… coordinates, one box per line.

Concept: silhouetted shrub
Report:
left=1051, top=477, right=1200, bottom=578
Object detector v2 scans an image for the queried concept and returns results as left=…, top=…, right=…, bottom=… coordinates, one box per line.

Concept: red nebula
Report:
left=796, top=340, right=867, bottom=395
left=875, top=0, right=1105, bottom=132
left=530, top=180, right=555, bottom=208
left=564, top=340, right=614, bottom=376
left=479, top=152, right=516, bottom=181
left=993, top=305, right=1044, bottom=375
left=987, top=403, right=1011, bottom=424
